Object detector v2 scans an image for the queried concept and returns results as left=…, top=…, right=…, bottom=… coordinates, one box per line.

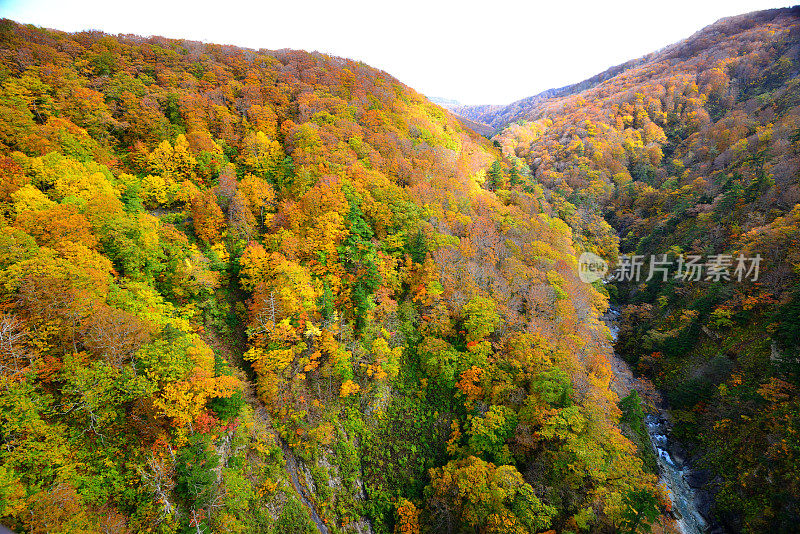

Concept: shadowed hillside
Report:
left=492, top=6, right=800, bottom=532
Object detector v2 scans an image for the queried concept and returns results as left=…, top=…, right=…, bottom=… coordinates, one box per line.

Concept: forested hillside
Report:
left=489, top=7, right=800, bottom=532
left=0, top=19, right=661, bottom=534
left=452, top=55, right=652, bottom=133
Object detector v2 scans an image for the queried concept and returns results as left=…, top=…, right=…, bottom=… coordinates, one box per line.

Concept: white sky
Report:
left=0, top=0, right=794, bottom=105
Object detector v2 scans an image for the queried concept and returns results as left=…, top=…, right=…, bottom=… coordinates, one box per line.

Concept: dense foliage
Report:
left=0, top=17, right=660, bottom=534
left=488, top=7, right=800, bottom=532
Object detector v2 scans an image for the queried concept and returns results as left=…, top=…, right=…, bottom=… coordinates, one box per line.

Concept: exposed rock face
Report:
left=684, top=469, right=711, bottom=490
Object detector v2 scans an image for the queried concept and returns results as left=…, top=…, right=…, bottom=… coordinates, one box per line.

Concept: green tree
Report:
left=176, top=434, right=219, bottom=509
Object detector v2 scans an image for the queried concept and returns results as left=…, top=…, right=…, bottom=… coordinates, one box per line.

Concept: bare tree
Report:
left=0, top=313, right=34, bottom=380
left=82, top=305, right=153, bottom=370
left=138, top=445, right=177, bottom=522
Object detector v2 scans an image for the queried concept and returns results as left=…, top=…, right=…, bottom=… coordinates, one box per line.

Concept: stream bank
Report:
left=604, top=307, right=722, bottom=534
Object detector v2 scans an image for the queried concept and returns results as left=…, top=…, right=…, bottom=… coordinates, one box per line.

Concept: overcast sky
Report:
left=0, top=0, right=794, bottom=104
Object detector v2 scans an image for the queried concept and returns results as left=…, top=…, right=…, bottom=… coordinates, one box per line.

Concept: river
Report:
left=604, top=307, right=715, bottom=534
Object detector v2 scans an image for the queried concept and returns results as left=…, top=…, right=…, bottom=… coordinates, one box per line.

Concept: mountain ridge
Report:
left=453, top=6, right=800, bottom=130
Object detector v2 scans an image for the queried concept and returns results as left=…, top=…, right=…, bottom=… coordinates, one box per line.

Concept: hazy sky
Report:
left=0, top=0, right=794, bottom=104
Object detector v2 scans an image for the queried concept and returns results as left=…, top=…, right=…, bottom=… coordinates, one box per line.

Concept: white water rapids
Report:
left=605, top=307, right=712, bottom=534
left=645, top=414, right=708, bottom=534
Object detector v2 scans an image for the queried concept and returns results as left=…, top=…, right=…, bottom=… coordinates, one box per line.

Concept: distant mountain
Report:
left=427, top=97, right=496, bottom=137
left=450, top=54, right=652, bottom=129
left=427, top=96, right=462, bottom=109
left=456, top=7, right=800, bottom=130
left=452, top=114, right=496, bottom=138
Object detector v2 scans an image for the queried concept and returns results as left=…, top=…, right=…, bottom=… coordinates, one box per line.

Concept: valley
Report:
left=0, top=5, right=798, bottom=534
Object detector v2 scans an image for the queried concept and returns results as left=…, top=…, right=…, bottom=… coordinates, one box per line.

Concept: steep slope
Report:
left=0, top=19, right=659, bottom=534
left=493, top=6, right=800, bottom=532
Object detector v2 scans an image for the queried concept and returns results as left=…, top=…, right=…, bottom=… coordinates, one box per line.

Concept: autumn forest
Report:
left=0, top=6, right=798, bottom=534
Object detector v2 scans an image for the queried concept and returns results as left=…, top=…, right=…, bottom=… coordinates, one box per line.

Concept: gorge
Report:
left=0, top=6, right=798, bottom=534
